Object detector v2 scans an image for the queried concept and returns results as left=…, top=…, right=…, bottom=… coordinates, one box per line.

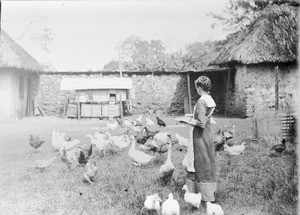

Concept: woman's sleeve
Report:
left=194, top=100, right=208, bottom=128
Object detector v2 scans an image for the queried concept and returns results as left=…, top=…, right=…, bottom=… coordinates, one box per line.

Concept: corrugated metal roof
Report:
left=60, top=77, right=133, bottom=90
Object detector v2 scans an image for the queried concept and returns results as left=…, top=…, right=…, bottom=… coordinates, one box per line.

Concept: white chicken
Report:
left=182, top=184, right=202, bottom=209
left=159, top=141, right=174, bottom=183
left=224, top=141, right=247, bottom=155
left=146, top=118, right=155, bottom=127
left=87, top=133, right=112, bottom=156
left=128, top=135, right=155, bottom=166
left=154, top=132, right=172, bottom=144
left=107, top=121, right=119, bottom=130
left=206, top=201, right=224, bottom=215
left=144, top=193, right=162, bottom=213
left=136, top=115, right=142, bottom=123
left=175, top=133, right=188, bottom=147
left=106, top=132, right=130, bottom=149
left=52, top=129, right=80, bottom=151
left=161, top=193, right=180, bottom=215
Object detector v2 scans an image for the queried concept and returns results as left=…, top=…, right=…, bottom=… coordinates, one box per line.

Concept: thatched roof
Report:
left=0, top=29, right=42, bottom=72
left=210, top=4, right=299, bottom=66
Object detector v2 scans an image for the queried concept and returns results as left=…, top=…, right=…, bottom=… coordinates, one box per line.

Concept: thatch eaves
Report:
left=210, top=4, right=299, bottom=66
left=0, top=29, right=42, bottom=72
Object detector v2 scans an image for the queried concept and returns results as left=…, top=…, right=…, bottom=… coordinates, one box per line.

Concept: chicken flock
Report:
left=28, top=113, right=287, bottom=215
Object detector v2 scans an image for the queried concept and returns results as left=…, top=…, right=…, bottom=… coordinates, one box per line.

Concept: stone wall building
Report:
left=0, top=29, right=41, bottom=123
left=210, top=4, right=299, bottom=118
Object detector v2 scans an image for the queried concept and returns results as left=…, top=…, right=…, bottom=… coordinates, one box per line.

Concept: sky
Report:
left=2, top=0, right=229, bottom=72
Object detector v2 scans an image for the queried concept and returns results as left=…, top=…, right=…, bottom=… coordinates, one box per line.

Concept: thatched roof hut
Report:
left=210, top=4, right=299, bottom=66
left=0, top=29, right=42, bottom=71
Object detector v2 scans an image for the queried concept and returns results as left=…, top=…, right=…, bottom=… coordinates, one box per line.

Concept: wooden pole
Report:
left=225, top=70, right=231, bottom=117
left=77, top=102, right=81, bottom=119
left=187, top=73, right=192, bottom=114
left=63, top=92, right=67, bottom=119
left=275, top=65, right=279, bottom=110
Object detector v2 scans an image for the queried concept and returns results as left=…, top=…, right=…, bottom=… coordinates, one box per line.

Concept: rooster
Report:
left=156, top=116, right=166, bottom=127
left=214, top=129, right=226, bottom=155
left=78, top=145, right=93, bottom=165
left=29, top=134, right=45, bottom=152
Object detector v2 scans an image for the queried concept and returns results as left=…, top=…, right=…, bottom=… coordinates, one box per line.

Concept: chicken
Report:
left=223, top=142, right=247, bottom=155
left=60, top=147, right=82, bottom=170
left=128, top=135, right=155, bottom=166
left=146, top=118, right=155, bottom=127
left=206, top=201, right=224, bottom=215
left=135, top=127, right=152, bottom=144
left=107, top=121, right=119, bottom=130
left=156, top=116, right=166, bottom=127
left=29, top=134, right=45, bottom=152
left=175, top=133, right=188, bottom=147
left=214, top=129, right=226, bottom=155
left=269, top=139, right=286, bottom=157
left=30, top=155, right=56, bottom=171
left=159, top=140, right=174, bottom=183
left=87, top=133, right=112, bottom=156
left=117, top=118, right=133, bottom=128
left=142, top=134, right=170, bottom=156
left=83, top=159, right=98, bottom=184
left=78, top=145, right=93, bottom=165
left=144, top=193, right=162, bottom=214
left=136, top=115, right=142, bottom=123
left=182, top=184, right=202, bottom=208
left=106, top=132, right=130, bottom=149
left=161, top=193, right=180, bottom=215
left=223, top=124, right=236, bottom=140
left=51, top=129, right=80, bottom=151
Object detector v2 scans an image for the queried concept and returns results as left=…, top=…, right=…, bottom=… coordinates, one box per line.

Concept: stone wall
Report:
left=36, top=73, right=187, bottom=116
left=233, top=63, right=298, bottom=118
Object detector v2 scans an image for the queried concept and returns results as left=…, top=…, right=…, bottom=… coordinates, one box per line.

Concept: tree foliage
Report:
left=115, top=35, right=166, bottom=72
left=209, top=0, right=300, bottom=34
left=103, top=36, right=223, bottom=72
left=15, top=15, right=55, bottom=53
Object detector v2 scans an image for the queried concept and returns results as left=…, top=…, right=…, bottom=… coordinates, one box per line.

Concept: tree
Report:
left=15, top=15, right=54, bottom=53
left=208, top=0, right=300, bottom=34
left=114, top=36, right=166, bottom=72
left=102, top=60, right=120, bottom=71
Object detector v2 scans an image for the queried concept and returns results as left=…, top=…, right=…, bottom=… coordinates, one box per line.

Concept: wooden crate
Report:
left=81, top=104, right=102, bottom=118
left=66, top=104, right=78, bottom=118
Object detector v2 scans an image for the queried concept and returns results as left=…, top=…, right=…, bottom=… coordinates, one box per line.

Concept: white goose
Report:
left=161, top=193, right=180, bottom=215
left=128, top=135, right=155, bottom=166
left=182, top=184, right=202, bottom=208
left=159, top=140, right=174, bottom=182
left=206, top=201, right=224, bottom=215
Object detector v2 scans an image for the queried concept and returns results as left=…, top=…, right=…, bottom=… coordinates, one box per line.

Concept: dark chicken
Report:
left=29, top=134, right=45, bottom=151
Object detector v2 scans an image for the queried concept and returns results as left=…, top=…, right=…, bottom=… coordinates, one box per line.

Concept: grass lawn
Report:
left=0, top=114, right=297, bottom=215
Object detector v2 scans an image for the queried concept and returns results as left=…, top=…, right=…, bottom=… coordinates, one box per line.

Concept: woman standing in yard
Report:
left=183, top=75, right=217, bottom=203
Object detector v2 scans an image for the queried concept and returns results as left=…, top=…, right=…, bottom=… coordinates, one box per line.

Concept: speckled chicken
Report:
left=83, top=159, right=98, bottom=184
left=29, top=134, right=45, bottom=152
left=60, top=147, right=82, bottom=170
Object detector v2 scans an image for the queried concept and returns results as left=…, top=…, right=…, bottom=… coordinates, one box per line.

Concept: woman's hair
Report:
left=195, top=75, right=212, bottom=92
